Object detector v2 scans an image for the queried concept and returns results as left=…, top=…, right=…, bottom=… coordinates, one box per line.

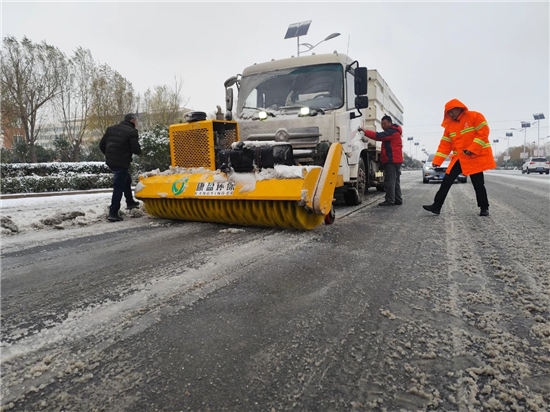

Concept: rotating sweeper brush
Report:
left=135, top=114, right=342, bottom=230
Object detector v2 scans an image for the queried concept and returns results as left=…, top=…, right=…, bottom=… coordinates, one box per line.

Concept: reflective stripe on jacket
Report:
left=434, top=99, right=496, bottom=176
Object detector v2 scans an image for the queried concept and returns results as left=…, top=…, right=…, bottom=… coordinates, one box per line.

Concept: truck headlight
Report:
left=258, top=111, right=268, bottom=120
left=299, top=107, right=310, bottom=116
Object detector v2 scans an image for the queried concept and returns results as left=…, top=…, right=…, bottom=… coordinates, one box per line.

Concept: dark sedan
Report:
left=422, top=154, right=467, bottom=184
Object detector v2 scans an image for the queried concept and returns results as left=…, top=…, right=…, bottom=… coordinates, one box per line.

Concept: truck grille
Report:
left=247, top=127, right=321, bottom=148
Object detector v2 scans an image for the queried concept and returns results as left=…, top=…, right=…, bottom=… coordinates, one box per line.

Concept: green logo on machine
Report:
left=172, top=177, right=189, bottom=196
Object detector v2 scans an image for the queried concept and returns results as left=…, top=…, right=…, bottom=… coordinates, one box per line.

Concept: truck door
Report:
left=342, top=69, right=363, bottom=167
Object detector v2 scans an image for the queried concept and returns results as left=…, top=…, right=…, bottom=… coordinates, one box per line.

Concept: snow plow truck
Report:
left=136, top=52, right=404, bottom=230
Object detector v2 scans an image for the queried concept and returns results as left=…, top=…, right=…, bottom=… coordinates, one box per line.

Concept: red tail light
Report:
left=546, top=162, right=550, bottom=164
left=530, top=162, right=535, bottom=164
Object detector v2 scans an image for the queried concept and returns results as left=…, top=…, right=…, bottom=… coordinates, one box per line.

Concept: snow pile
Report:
left=139, top=166, right=218, bottom=178
left=0, top=192, right=148, bottom=239
left=138, top=163, right=322, bottom=195
left=219, top=228, right=246, bottom=234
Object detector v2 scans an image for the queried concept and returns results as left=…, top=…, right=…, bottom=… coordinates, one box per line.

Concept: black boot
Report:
left=108, top=213, right=123, bottom=222
left=127, top=200, right=140, bottom=210
left=422, top=204, right=441, bottom=215
left=108, top=206, right=123, bottom=222
left=480, top=209, right=489, bottom=216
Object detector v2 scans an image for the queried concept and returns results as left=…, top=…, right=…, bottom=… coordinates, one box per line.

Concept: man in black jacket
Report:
left=99, top=113, right=142, bottom=222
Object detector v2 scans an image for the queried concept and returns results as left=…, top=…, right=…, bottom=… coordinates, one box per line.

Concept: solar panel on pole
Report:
left=285, top=21, right=312, bottom=56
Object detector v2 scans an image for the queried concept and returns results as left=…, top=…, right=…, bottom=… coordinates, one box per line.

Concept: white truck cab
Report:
left=224, top=52, right=404, bottom=205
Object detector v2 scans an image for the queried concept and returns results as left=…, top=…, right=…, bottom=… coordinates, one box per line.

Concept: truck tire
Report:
left=357, top=158, right=367, bottom=196
left=344, top=188, right=360, bottom=206
left=344, top=158, right=366, bottom=206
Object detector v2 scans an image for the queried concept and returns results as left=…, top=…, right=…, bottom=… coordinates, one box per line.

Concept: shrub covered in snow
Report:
left=1, top=161, right=110, bottom=178
left=1, top=162, right=112, bottom=194
left=133, top=125, right=171, bottom=177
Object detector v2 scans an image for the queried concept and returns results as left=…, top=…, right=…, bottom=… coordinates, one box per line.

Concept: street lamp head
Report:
left=324, top=33, right=340, bottom=41
left=521, top=121, right=531, bottom=128
left=533, top=113, right=545, bottom=120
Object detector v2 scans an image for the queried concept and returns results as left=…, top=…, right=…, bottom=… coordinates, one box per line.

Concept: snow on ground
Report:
left=0, top=192, right=152, bottom=253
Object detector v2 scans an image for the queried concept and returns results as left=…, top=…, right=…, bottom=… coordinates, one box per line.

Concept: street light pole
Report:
left=521, top=121, right=531, bottom=159
left=505, top=132, right=513, bottom=163
left=533, top=113, right=545, bottom=156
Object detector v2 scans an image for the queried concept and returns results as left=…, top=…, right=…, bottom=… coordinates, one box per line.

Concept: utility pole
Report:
left=521, top=121, right=531, bottom=160
left=505, top=132, right=513, bottom=163
left=533, top=113, right=545, bottom=156
left=492, top=139, right=499, bottom=161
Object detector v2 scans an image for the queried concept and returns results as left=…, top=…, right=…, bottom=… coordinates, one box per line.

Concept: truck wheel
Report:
left=344, top=158, right=366, bottom=206
left=344, top=188, right=360, bottom=206
left=357, top=158, right=367, bottom=196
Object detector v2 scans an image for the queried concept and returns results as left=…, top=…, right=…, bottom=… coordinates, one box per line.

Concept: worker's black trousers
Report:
left=433, top=160, right=489, bottom=209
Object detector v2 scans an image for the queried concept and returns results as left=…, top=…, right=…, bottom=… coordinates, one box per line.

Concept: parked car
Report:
left=522, top=157, right=550, bottom=174
left=422, top=154, right=467, bottom=183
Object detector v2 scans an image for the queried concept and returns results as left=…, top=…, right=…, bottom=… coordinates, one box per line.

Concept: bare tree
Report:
left=88, top=64, right=137, bottom=134
left=1, top=36, right=64, bottom=162
left=141, top=77, right=189, bottom=129
left=55, top=47, right=95, bottom=161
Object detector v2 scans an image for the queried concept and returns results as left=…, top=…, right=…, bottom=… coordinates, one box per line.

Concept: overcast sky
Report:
left=3, top=1, right=549, bottom=157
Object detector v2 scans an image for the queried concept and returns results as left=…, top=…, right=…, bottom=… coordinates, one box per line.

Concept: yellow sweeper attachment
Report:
left=136, top=119, right=342, bottom=230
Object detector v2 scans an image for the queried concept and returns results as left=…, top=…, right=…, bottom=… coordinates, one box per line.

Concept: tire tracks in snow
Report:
left=0, top=228, right=323, bottom=410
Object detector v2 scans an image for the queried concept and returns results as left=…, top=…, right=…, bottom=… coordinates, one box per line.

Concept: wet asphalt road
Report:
left=1, top=170, right=549, bottom=411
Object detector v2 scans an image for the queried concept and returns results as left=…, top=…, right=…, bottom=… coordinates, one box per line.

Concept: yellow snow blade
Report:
left=136, top=142, right=343, bottom=230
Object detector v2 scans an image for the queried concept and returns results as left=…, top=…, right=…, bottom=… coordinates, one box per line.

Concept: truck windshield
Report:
left=237, top=63, right=344, bottom=117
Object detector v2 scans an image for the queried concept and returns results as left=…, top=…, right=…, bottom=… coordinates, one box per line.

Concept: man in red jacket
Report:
left=359, top=115, right=404, bottom=206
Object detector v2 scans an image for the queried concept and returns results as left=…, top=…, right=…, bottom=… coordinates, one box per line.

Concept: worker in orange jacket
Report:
left=423, top=99, right=496, bottom=216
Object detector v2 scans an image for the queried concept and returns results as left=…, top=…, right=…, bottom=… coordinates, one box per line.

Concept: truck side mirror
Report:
left=225, top=87, right=233, bottom=112
left=355, top=96, right=369, bottom=109
left=354, top=67, right=368, bottom=96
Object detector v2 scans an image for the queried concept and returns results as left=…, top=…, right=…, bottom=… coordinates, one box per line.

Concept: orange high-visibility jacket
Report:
left=433, top=99, right=496, bottom=176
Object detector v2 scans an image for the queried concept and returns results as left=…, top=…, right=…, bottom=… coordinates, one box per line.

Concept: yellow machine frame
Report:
left=136, top=120, right=342, bottom=230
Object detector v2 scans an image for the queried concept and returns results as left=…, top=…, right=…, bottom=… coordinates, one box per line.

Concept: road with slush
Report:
left=2, top=170, right=549, bottom=411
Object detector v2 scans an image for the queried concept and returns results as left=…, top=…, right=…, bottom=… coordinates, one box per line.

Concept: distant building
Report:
left=1, top=125, right=24, bottom=150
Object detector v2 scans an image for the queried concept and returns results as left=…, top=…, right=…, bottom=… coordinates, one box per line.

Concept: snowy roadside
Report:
left=0, top=192, right=154, bottom=254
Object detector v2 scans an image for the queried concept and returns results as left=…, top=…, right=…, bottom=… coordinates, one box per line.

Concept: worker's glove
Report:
left=357, top=127, right=364, bottom=133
